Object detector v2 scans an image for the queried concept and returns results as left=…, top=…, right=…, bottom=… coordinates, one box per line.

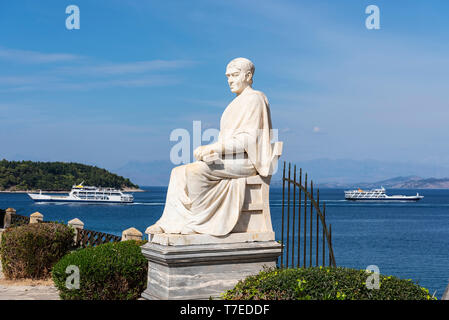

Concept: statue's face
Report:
left=226, top=65, right=251, bottom=94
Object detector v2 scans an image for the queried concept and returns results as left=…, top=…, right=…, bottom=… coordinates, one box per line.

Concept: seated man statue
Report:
left=146, top=57, right=274, bottom=236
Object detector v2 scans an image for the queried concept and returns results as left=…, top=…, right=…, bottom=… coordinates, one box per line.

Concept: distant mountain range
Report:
left=114, top=158, right=449, bottom=189
left=318, top=176, right=449, bottom=189
left=280, top=158, right=449, bottom=184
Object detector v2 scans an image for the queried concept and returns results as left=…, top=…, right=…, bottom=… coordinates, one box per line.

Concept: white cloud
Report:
left=0, top=75, right=180, bottom=92
left=0, top=47, right=82, bottom=63
left=55, top=59, right=196, bottom=76
left=0, top=50, right=193, bottom=91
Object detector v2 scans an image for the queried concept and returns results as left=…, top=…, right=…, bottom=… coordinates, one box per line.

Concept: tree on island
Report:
left=0, top=160, right=139, bottom=191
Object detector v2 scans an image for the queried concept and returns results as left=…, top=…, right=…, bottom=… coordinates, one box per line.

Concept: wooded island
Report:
left=0, top=160, right=139, bottom=191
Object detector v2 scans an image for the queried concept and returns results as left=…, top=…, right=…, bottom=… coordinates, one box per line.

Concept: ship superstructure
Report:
left=28, top=182, right=134, bottom=203
left=344, top=187, right=423, bottom=202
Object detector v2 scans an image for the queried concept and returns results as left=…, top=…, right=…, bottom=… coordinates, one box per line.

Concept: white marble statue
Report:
left=146, top=57, right=274, bottom=236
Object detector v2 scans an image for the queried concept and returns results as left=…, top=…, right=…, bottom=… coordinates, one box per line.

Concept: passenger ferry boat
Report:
left=28, top=182, right=134, bottom=204
left=344, top=187, right=423, bottom=202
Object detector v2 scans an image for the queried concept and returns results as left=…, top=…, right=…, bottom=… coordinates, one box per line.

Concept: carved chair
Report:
left=232, top=141, right=283, bottom=233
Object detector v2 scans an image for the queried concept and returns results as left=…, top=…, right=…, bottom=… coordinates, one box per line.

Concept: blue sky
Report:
left=1, top=0, right=448, bottom=174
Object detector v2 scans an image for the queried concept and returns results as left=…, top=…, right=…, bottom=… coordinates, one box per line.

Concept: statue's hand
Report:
left=194, top=145, right=215, bottom=161
left=193, top=146, right=206, bottom=161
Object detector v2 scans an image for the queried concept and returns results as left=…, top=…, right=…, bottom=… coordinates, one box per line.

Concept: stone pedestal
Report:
left=140, top=232, right=282, bottom=300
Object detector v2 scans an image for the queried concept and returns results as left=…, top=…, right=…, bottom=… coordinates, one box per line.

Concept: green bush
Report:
left=0, top=223, right=74, bottom=279
left=52, top=240, right=148, bottom=300
left=223, top=266, right=437, bottom=300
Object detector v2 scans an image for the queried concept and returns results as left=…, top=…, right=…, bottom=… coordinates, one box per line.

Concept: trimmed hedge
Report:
left=52, top=240, right=147, bottom=300
left=0, top=222, right=74, bottom=279
left=223, top=267, right=436, bottom=300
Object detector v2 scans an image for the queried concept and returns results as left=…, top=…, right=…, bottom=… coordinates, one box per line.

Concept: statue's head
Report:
left=225, top=57, right=255, bottom=95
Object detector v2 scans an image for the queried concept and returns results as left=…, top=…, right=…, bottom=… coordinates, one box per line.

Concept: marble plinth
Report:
left=148, top=231, right=275, bottom=246
left=140, top=237, right=282, bottom=300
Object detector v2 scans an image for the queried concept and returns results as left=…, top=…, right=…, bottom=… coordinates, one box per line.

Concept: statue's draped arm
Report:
left=210, top=92, right=273, bottom=177
left=211, top=93, right=266, bottom=157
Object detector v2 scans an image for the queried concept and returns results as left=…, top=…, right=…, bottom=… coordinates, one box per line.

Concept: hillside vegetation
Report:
left=0, top=160, right=139, bottom=191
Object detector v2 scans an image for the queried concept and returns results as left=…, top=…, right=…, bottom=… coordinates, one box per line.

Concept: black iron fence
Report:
left=9, top=213, right=30, bottom=227
left=280, top=162, right=336, bottom=268
left=1, top=209, right=124, bottom=248
left=75, top=228, right=122, bottom=248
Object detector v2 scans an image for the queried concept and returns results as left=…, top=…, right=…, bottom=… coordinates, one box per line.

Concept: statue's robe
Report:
left=155, top=88, right=273, bottom=236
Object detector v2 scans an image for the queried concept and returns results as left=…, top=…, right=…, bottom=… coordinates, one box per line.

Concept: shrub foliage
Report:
left=0, top=223, right=74, bottom=279
left=52, top=240, right=148, bottom=300
left=223, top=267, right=436, bottom=300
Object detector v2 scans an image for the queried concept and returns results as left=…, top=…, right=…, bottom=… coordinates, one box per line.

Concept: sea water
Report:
left=1, top=187, right=448, bottom=297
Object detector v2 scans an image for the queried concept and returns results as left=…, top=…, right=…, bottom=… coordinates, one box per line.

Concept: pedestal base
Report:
left=140, top=235, right=282, bottom=300
left=148, top=231, right=275, bottom=246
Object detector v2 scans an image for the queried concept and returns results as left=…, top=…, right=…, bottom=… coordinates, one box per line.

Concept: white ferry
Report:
left=28, top=182, right=134, bottom=204
left=344, top=187, right=423, bottom=202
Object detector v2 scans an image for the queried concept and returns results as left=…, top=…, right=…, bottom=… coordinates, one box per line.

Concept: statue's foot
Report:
left=180, top=225, right=197, bottom=235
left=145, top=224, right=163, bottom=234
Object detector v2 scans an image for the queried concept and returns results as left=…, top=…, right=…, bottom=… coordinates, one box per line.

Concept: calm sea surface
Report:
left=1, top=187, right=448, bottom=298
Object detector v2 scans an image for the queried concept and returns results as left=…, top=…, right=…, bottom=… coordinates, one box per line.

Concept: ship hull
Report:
left=345, top=196, right=423, bottom=202
left=28, top=193, right=133, bottom=204
left=30, top=198, right=131, bottom=204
